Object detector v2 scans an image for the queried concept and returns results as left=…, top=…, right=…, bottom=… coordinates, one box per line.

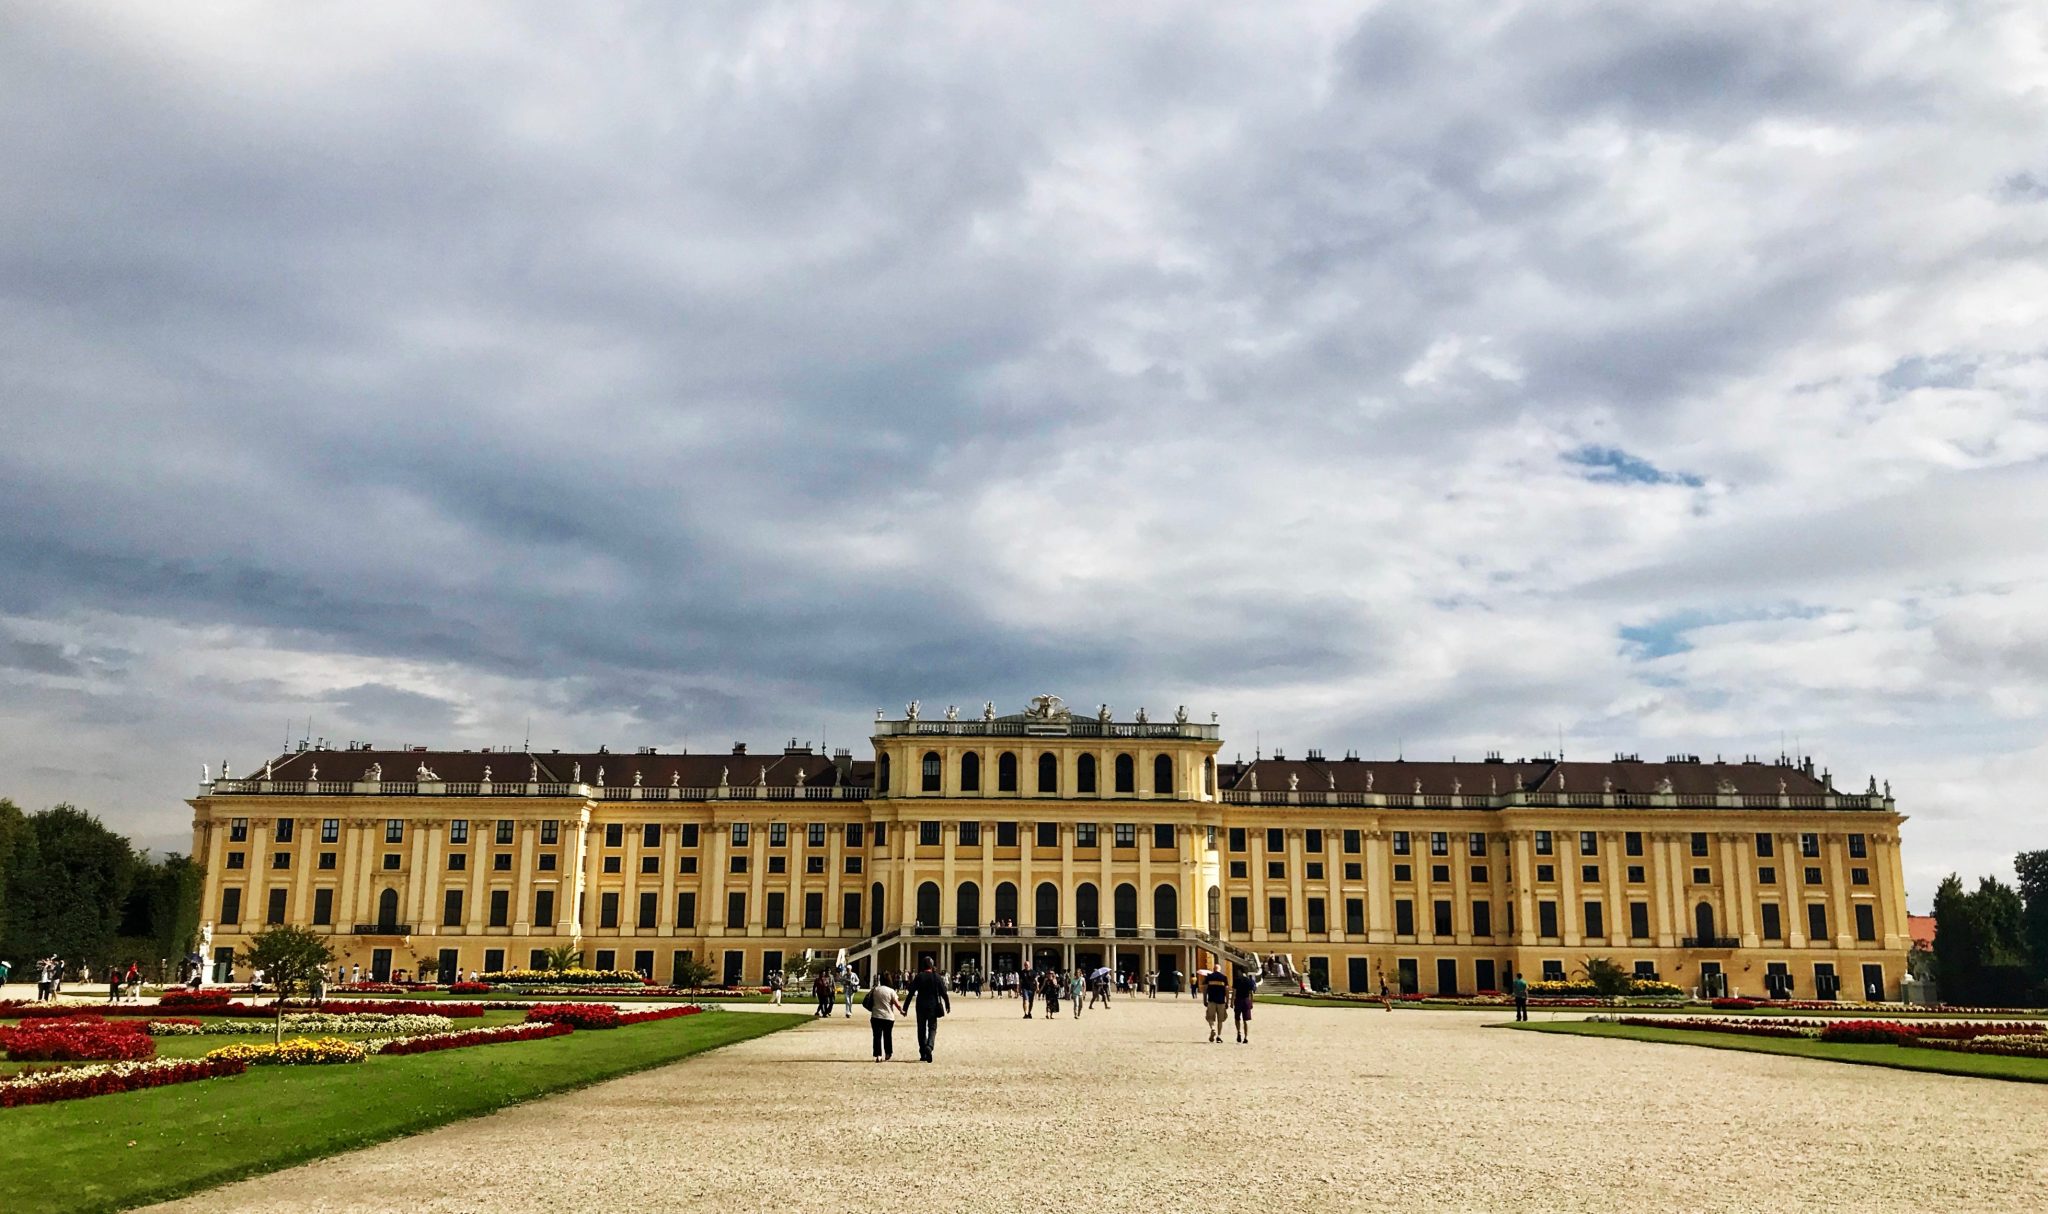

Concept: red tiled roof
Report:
left=1908, top=914, right=1935, bottom=950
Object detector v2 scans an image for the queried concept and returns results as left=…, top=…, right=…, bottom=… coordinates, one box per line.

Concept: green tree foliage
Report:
left=1933, top=872, right=2036, bottom=1006
left=1578, top=956, right=1632, bottom=997
left=540, top=943, right=583, bottom=971
left=0, top=798, right=30, bottom=951
left=673, top=956, right=716, bottom=991
left=237, top=924, right=335, bottom=1043
left=2, top=804, right=138, bottom=964
left=2015, top=849, right=2048, bottom=996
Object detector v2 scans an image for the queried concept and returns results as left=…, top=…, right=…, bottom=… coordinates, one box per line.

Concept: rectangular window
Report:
left=639, top=891, right=658, bottom=929
left=1345, top=898, right=1366, bottom=934
left=1629, top=901, right=1650, bottom=940
left=385, top=819, right=403, bottom=843
left=274, top=818, right=295, bottom=843
left=1851, top=867, right=1869, bottom=885
left=803, top=892, right=824, bottom=930
left=1430, top=864, right=1450, bottom=883
left=1468, top=832, right=1486, bottom=857
left=484, top=949, right=504, bottom=973
left=1305, top=828, right=1323, bottom=853
left=679, top=823, right=699, bottom=847
left=1345, top=862, right=1363, bottom=880
left=1537, top=901, right=1558, bottom=939
left=807, top=823, right=826, bottom=847
left=1076, top=823, right=1098, bottom=848
left=1266, top=860, right=1286, bottom=880
left=312, top=887, right=333, bottom=926
left=645, top=823, right=663, bottom=848
left=1393, top=831, right=1411, bottom=855
left=1429, top=831, right=1448, bottom=856
left=443, top=889, right=464, bottom=926
left=1534, top=831, right=1552, bottom=856
left=1228, top=828, right=1247, bottom=853
left=318, top=852, right=336, bottom=870
left=1432, top=900, right=1453, bottom=937
left=1626, top=864, right=1644, bottom=883
left=1307, top=898, right=1327, bottom=934
left=534, top=889, right=555, bottom=929
left=728, top=855, right=747, bottom=874
left=920, top=821, right=941, bottom=847
left=445, top=819, right=467, bottom=844
left=1115, top=823, right=1137, bottom=847
left=1805, top=866, right=1823, bottom=885
left=1229, top=897, right=1249, bottom=934
left=844, top=822, right=862, bottom=848
left=230, top=818, right=248, bottom=842
left=381, top=853, right=400, bottom=871
left=769, top=822, right=788, bottom=847
left=1754, top=832, right=1774, bottom=858
left=842, top=891, right=860, bottom=931
left=1267, top=897, right=1287, bottom=934
left=1800, top=832, right=1820, bottom=858
left=1579, top=831, right=1598, bottom=856
left=1691, top=867, right=1711, bottom=884
left=598, top=892, right=620, bottom=929
left=677, top=855, right=699, bottom=874
left=1394, top=900, right=1415, bottom=936
left=641, top=856, right=660, bottom=874
left=676, top=891, right=697, bottom=930
left=806, top=856, right=825, bottom=874
left=1761, top=903, right=1782, bottom=940
left=731, top=823, right=750, bottom=846
left=1154, top=823, right=1175, bottom=850
left=844, top=856, right=862, bottom=874
left=1470, top=865, right=1488, bottom=883
left=1807, top=902, right=1829, bottom=941
left=595, top=949, right=616, bottom=972
left=272, top=851, right=290, bottom=870
left=1393, top=863, right=1412, bottom=882
left=1758, top=866, right=1776, bottom=884
left=1471, top=900, right=1492, bottom=938
left=489, top=890, right=510, bottom=927
left=1229, top=860, right=1248, bottom=879
left=1625, top=831, right=1643, bottom=857
left=322, top=818, right=339, bottom=843
left=605, top=823, right=623, bottom=848
left=1036, top=822, right=1057, bottom=849
left=542, top=819, right=560, bottom=844
left=1536, top=864, right=1554, bottom=883
left=1265, top=828, right=1284, bottom=853
left=1541, top=959, right=1566, bottom=983
left=1583, top=902, right=1604, bottom=939
left=225, top=850, right=246, bottom=870
left=1306, top=861, right=1324, bottom=880
left=727, top=891, right=746, bottom=926
left=266, top=888, right=287, bottom=925
left=1848, top=833, right=1867, bottom=859
left=1343, top=829, right=1361, bottom=854
left=765, top=891, right=785, bottom=930
left=994, top=822, right=1014, bottom=847
left=1581, top=864, right=1599, bottom=882
left=1690, top=832, right=1709, bottom=857
left=496, top=820, right=514, bottom=845
left=1855, top=904, right=1876, bottom=941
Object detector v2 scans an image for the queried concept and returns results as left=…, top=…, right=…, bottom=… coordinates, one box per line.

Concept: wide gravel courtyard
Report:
left=150, top=995, right=2048, bottom=1212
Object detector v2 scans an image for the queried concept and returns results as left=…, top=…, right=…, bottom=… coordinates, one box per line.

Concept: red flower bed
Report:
left=375, top=1022, right=572, bottom=1055
left=245, top=1000, right=485, bottom=1019
left=159, top=990, right=236, bottom=1011
left=1711, top=998, right=1758, bottom=1011
left=448, top=982, right=491, bottom=995
left=1615, top=1017, right=1818, bottom=1039
left=1818, top=1021, right=1913, bottom=1045
left=0, top=1016, right=158, bottom=1062
left=616, top=1006, right=706, bottom=1025
left=0, top=1057, right=247, bottom=1108
left=1820, top=1019, right=2042, bottom=1044
left=525, top=1003, right=622, bottom=1030
left=333, top=982, right=406, bottom=993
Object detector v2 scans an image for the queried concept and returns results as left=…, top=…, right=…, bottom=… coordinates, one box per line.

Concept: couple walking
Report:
left=865, top=961, right=951, bottom=1063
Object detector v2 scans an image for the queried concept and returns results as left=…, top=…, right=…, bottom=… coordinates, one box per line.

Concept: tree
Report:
left=673, top=956, right=715, bottom=992
left=1933, top=873, right=2034, bottom=1006
left=238, top=925, right=336, bottom=1043
left=540, top=943, right=583, bottom=972
left=4, top=804, right=137, bottom=964
left=2015, top=850, right=2048, bottom=998
left=1577, top=956, right=1633, bottom=997
left=0, top=798, right=29, bottom=956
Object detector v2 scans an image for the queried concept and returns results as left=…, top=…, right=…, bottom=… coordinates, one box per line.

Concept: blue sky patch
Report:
left=1563, top=445, right=1703, bottom=487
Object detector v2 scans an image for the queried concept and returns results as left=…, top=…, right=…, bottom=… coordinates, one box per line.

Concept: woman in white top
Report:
left=866, top=976, right=903, bottom=1061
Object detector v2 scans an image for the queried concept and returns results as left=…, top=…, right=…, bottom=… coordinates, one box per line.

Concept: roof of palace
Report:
left=229, top=745, right=874, bottom=789
left=1215, top=755, right=1840, bottom=798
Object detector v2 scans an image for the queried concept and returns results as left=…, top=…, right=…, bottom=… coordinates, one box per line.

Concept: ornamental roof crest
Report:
left=1024, top=694, right=1071, bottom=723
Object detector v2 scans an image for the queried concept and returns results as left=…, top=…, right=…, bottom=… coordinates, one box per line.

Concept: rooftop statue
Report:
left=264, top=760, right=274, bottom=780
left=671, top=771, right=680, bottom=787
left=1288, top=773, right=1299, bottom=791
left=1716, top=777, right=1737, bottom=794
left=309, top=763, right=319, bottom=781
left=572, top=761, right=581, bottom=782
left=1602, top=776, right=1612, bottom=794
left=1025, top=694, right=1070, bottom=722
left=945, top=704, right=958, bottom=721
left=596, top=766, right=605, bottom=787
left=1097, top=704, right=1112, bottom=723
left=1175, top=705, right=1188, bottom=725
left=982, top=701, right=996, bottom=721
left=1327, top=771, right=1337, bottom=790
left=1135, top=706, right=1149, bottom=724
left=1365, top=769, right=1374, bottom=791
left=530, top=760, right=539, bottom=782
left=1655, top=777, right=1674, bottom=794
left=633, top=769, right=643, bottom=787
left=1414, top=778, right=1422, bottom=794
left=1452, top=776, right=1461, bottom=795
left=482, top=765, right=492, bottom=783
left=1248, top=770, right=1258, bottom=791
left=906, top=700, right=920, bottom=721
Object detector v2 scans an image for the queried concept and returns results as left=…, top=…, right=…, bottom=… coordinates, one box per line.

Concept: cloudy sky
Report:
left=3, top=2, right=2045, bottom=903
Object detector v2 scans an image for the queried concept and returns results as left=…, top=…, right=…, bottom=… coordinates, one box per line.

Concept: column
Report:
left=1783, top=833, right=1809, bottom=948
left=247, top=817, right=272, bottom=926
left=659, top=823, right=680, bottom=942
left=941, top=821, right=958, bottom=932
left=747, top=821, right=766, bottom=933
left=826, top=821, right=845, bottom=933
left=1649, top=833, right=1679, bottom=947
left=706, top=823, right=729, bottom=932
left=1248, top=828, right=1268, bottom=943
left=513, top=820, right=538, bottom=932
left=1018, top=818, right=1035, bottom=932
left=1825, top=834, right=1853, bottom=948
left=405, top=820, right=433, bottom=930
left=1367, top=829, right=1394, bottom=944
left=1286, top=828, right=1307, bottom=947
left=464, top=819, right=489, bottom=936
left=1326, top=826, right=1345, bottom=943
left=1449, top=830, right=1471, bottom=945
left=1511, top=832, right=1537, bottom=946
left=1558, top=835, right=1582, bottom=947
left=1602, top=831, right=1625, bottom=948
left=1724, top=833, right=1755, bottom=945
left=579, top=819, right=605, bottom=938
left=1058, top=822, right=1075, bottom=932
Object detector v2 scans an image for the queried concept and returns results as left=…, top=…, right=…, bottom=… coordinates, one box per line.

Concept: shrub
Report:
left=525, top=1003, right=623, bottom=1030
left=0, top=1057, right=247, bottom=1107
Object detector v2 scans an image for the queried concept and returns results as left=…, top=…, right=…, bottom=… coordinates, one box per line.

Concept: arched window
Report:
left=870, top=881, right=885, bottom=936
left=1207, top=884, right=1222, bottom=932
left=921, top=751, right=942, bottom=793
left=916, top=882, right=941, bottom=932
left=1155, top=884, right=1179, bottom=932
left=1077, top=753, right=1098, bottom=794
left=1075, top=883, right=1100, bottom=935
left=1035, top=881, right=1060, bottom=931
left=1114, top=753, right=1135, bottom=794
left=1036, top=752, right=1058, bottom=795
left=877, top=754, right=891, bottom=794
left=957, top=881, right=981, bottom=928
left=994, top=881, right=1018, bottom=925
left=376, top=887, right=400, bottom=929
left=1153, top=754, right=1173, bottom=796
left=1204, top=756, right=1216, bottom=796
left=961, top=751, right=981, bottom=793
left=1695, top=901, right=1717, bottom=943
left=998, top=752, right=1018, bottom=793
left=1114, top=883, right=1138, bottom=937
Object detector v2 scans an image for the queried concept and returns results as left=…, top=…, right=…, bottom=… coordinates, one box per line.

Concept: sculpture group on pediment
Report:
left=1025, top=694, right=1070, bottom=722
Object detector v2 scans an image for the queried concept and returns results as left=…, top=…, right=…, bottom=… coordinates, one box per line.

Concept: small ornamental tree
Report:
left=540, top=944, right=583, bottom=973
left=1579, top=957, right=1633, bottom=998
left=237, top=925, right=335, bottom=1043
left=673, top=956, right=715, bottom=992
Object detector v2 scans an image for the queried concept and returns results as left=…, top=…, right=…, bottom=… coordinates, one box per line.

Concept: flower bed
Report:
left=1912, top=1033, right=2048, bottom=1059
left=616, top=1005, right=707, bottom=1025
left=448, top=981, right=491, bottom=995
left=332, top=982, right=407, bottom=993
left=0, top=1057, right=247, bottom=1108
left=486, top=984, right=694, bottom=997
left=1610, top=1016, right=1821, bottom=1039
left=479, top=968, right=649, bottom=986
left=368, top=1022, right=573, bottom=1055
left=253, top=1000, right=485, bottom=1019
left=0, top=1016, right=158, bottom=1062
left=148, top=1012, right=455, bottom=1037
left=205, top=1036, right=367, bottom=1065
left=524, top=1003, right=622, bottom=1030
left=1711, top=998, right=1759, bottom=1011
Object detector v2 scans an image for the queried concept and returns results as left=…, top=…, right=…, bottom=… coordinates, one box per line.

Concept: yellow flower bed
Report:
left=204, top=1036, right=368, bottom=1065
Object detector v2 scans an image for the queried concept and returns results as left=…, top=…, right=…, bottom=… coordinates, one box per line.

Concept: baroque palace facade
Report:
left=190, top=695, right=1911, bottom=1001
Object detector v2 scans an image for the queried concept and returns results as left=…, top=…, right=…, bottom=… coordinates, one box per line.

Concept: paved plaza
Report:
left=151, top=997, right=2048, bottom=1213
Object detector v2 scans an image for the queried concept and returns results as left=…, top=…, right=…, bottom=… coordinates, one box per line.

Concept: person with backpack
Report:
left=863, top=972, right=902, bottom=1061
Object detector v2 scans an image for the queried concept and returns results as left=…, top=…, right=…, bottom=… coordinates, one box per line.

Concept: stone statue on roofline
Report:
left=1288, top=772, right=1299, bottom=792
left=1098, top=704, right=1112, bottom=724
left=906, top=700, right=920, bottom=721
left=1248, top=770, right=1258, bottom=791
left=1603, top=775, right=1612, bottom=794
left=221, top=760, right=231, bottom=780
left=1654, top=776, right=1674, bottom=794
left=1716, top=776, right=1737, bottom=794
left=530, top=759, right=539, bottom=782
left=264, top=760, right=274, bottom=780
left=794, top=766, right=806, bottom=787
left=633, top=769, right=643, bottom=787
left=945, top=704, right=958, bottom=721
left=1452, top=776, right=1461, bottom=795
left=1175, top=705, right=1188, bottom=725
left=1414, top=778, right=1423, bottom=795
left=719, top=766, right=729, bottom=786
left=671, top=771, right=680, bottom=788
left=572, top=761, right=582, bottom=783
left=1136, top=706, right=1149, bottom=724
left=1328, top=771, right=1337, bottom=790
left=1365, top=769, right=1374, bottom=791
left=758, top=765, right=768, bottom=786
left=596, top=766, right=605, bottom=787
left=1778, top=777, right=1787, bottom=795
left=309, top=763, right=319, bottom=781
left=982, top=701, right=996, bottom=721
left=483, top=765, right=492, bottom=783
left=202, top=763, right=210, bottom=784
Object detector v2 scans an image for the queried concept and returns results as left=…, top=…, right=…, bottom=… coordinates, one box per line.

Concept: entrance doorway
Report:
left=1861, top=963, right=1885, bottom=1001
left=1348, top=957, right=1371, bottom=993
left=1698, top=961, right=1725, bottom=998
left=438, top=949, right=459, bottom=983
left=1158, top=954, right=1181, bottom=993
left=1307, top=956, right=1329, bottom=992
left=371, top=949, right=392, bottom=982
left=1435, top=957, right=1458, bottom=996
left=1474, top=958, right=1497, bottom=993
left=1397, top=957, right=1419, bottom=995
left=722, top=950, right=745, bottom=987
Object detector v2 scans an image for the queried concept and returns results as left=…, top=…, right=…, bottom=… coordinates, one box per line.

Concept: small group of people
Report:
left=802, top=965, right=862, bottom=1018
left=860, top=961, right=950, bottom=1062
left=29, top=956, right=68, bottom=1002
left=1199, top=965, right=1261, bottom=1043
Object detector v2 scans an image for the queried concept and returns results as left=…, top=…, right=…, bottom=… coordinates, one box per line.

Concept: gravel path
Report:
left=147, top=997, right=2048, bottom=1213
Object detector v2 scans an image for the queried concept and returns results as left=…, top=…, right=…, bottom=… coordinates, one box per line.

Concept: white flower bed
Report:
left=148, top=1013, right=454, bottom=1037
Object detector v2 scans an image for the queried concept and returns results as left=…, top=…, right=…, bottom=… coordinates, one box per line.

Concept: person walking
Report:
left=813, top=970, right=835, bottom=1019
left=903, top=960, right=951, bottom=1063
left=1513, top=972, right=1529, bottom=1022
left=864, top=972, right=902, bottom=1062
left=1201, top=965, right=1231, bottom=1042
left=842, top=967, right=860, bottom=1018
left=1068, top=969, right=1085, bottom=1019
left=1019, top=964, right=1035, bottom=1019
left=768, top=970, right=784, bottom=1005
left=1232, top=964, right=1258, bottom=1044
left=1378, top=976, right=1393, bottom=1012
left=107, top=961, right=122, bottom=1004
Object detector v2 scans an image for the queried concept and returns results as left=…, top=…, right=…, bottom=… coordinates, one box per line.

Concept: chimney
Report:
left=833, top=748, right=852, bottom=779
left=731, top=742, right=747, bottom=756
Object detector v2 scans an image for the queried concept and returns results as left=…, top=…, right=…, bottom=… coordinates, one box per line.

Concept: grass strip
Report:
left=0, top=1011, right=807, bottom=1213
left=1506, top=1019, right=2048, bottom=1083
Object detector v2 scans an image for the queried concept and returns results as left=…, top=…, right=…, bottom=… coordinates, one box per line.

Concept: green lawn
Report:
left=0, top=1011, right=807, bottom=1213
left=1509, top=1019, right=2048, bottom=1083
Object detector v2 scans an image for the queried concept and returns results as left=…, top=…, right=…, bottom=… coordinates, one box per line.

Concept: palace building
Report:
left=189, top=695, right=1911, bottom=1001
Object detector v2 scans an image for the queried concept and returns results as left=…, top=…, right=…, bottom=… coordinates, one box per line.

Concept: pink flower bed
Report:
left=373, top=1022, right=572, bottom=1055
left=0, top=1057, right=247, bottom=1107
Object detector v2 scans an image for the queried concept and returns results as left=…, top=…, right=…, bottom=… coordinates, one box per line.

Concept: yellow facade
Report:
left=190, top=699, right=1910, bottom=1001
